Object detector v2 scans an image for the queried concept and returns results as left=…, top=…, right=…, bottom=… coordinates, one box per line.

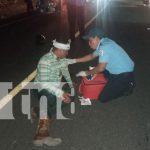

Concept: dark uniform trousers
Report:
left=99, top=71, right=135, bottom=103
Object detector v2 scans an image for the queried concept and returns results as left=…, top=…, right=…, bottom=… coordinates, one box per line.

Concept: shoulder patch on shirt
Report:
left=99, top=49, right=104, bottom=56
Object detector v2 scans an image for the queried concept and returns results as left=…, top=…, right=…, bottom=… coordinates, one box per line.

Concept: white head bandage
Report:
left=52, top=39, right=71, bottom=50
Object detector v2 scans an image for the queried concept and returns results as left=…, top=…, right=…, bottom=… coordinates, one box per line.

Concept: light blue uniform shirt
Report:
left=93, top=38, right=134, bottom=74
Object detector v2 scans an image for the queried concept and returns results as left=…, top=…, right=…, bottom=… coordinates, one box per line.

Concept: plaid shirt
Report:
left=35, top=48, right=76, bottom=98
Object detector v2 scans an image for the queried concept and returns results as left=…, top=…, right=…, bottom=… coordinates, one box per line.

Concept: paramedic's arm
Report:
left=76, top=54, right=97, bottom=63
left=87, top=63, right=107, bottom=75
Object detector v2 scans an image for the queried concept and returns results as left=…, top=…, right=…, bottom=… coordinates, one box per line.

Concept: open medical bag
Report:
left=79, top=73, right=107, bottom=100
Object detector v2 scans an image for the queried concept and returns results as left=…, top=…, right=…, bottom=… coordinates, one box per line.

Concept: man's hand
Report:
left=63, top=92, right=71, bottom=103
left=76, top=71, right=88, bottom=77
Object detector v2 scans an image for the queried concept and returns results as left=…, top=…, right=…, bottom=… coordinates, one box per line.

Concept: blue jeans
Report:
left=37, top=84, right=72, bottom=118
left=37, top=89, right=57, bottom=118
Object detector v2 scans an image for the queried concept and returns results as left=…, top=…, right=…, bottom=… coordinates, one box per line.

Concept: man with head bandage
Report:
left=33, top=37, right=76, bottom=146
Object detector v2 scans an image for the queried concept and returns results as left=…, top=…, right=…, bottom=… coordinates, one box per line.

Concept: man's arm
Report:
left=61, top=66, right=73, bottom=88
left=76, top=54, right=97, bottom=63
left=76, top=63, right=107, bottom=77
left=87, top=63, right=107, bottom=75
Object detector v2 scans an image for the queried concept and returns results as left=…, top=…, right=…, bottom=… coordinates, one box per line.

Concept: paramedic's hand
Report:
left=76, top=71, right=88, bottom=77
left=63, top=93, right=71, bottom=103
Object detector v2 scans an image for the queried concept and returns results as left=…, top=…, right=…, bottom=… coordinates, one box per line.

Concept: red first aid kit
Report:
left=79, top=73, right=107, bottom=100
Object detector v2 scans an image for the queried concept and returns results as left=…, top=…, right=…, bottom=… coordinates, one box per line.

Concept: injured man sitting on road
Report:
left=33, top=37, right=77, bottom=146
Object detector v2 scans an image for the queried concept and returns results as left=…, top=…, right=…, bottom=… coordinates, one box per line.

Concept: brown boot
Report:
left=33, top=119, right=62, bottom=147
left=34, top=119, right=50, bottom=140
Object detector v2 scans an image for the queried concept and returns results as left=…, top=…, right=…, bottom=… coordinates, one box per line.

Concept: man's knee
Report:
left=98, top=88, right=123, bottom=103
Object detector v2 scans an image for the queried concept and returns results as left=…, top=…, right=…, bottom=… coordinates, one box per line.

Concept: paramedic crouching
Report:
left=76, top=28, right=135, bottom=103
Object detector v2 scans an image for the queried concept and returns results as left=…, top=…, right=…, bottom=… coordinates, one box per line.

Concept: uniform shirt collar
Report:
left=96, top=38, right=105, bottom=50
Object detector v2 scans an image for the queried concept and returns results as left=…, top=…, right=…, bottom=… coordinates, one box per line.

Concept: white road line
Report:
left=0, top=70, right=37, bottom=109
left=0, top=0, right=111, bottom=110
